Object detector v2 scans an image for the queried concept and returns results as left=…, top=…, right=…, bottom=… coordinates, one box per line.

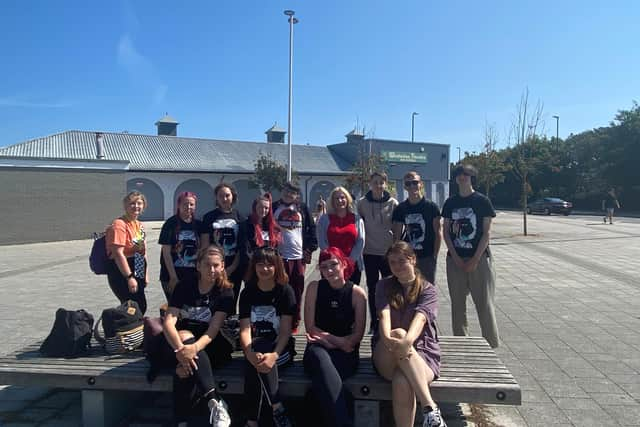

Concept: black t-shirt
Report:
left=442, top=191, right=496, bottom=258
left=158, top=215, right=202, bottom=281
left=245, top=218, right=273, bottom=254
left=200, top=208, right=246, bottom=259
left=315, top=279, right=355, bottom=338
left=169, top=278, right=235, bottom=338
left=605, top=194, right=618, bottom=209
left=239, top=283, right=296, bottom=342
left=392, top=197, right=441, bottom=257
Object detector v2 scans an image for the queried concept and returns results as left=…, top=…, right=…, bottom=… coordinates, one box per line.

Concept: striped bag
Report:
left=94, top=300, right=144, bottom=354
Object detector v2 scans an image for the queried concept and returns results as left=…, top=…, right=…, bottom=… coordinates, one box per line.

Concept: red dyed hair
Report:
left=249, top=193, right=281, bottom=248
left=318, top=247, right=355, bottom=282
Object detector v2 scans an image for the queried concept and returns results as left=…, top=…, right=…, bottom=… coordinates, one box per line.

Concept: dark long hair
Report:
left=245, top=247, right=289, bottom=286
left=249, top=193, right=281, bottom=248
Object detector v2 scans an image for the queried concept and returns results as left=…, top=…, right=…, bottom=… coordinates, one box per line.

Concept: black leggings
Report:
left=363, top=254, right=391, bottom=331
left=156, top=334, right=232, bottom=422
left=106, top=258, right=147, bottom=314
left=303, top=344, right=359, bottom=427
left=244, top=337, right=291, bottom=421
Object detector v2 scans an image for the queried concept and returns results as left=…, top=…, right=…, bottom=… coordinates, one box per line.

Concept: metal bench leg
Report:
left=82, top=389, right=142, bottom=427
left=354, top=400, right=380, bottom=427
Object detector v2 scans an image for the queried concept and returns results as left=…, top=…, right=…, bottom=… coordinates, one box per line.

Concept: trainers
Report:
left=423, top=407, right=446, bottom=427
left=272, top=404, right=293, bottom=427
left=208, top=397, right=231, bottom=427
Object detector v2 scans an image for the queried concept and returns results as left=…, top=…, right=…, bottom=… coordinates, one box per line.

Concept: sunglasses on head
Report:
left=404, top=180, right=420, bottom=186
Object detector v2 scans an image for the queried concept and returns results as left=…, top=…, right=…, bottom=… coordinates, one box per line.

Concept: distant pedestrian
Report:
left=357, top=172, right=398, bottom=332
left=603, top=188, right=621, bottom=224
left=317, top=186, right=365, bottom=285
left=158, top=192, right=201, bottom=300
left=392, top=171, right=442, bottom=284
left=105, top=191, right=148, bottom=314
left=442, top=164, right=499, bottom=348
left=272, top=181, right=318, bottom=331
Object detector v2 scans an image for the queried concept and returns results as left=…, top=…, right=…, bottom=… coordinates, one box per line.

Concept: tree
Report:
left=474, top=121, right=509, bottom=198
left=507, top=88, right=544, bottom=236
left=249, top=152, right=297, bottom=193
left=343, top=128, right=387, bottom=196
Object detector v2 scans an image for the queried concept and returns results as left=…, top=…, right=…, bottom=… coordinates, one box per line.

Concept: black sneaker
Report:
left=272, top=405, right=292, bottom=427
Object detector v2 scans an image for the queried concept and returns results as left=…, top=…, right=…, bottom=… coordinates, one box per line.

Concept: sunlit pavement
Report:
left=1, top=212, right=639, bottom=426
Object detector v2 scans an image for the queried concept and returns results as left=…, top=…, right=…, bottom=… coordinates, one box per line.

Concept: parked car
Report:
left=527, top=197, right=573, bottom=215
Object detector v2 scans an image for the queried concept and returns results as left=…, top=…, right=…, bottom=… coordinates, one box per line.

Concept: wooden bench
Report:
left=0, top=335, right=520, bottom=426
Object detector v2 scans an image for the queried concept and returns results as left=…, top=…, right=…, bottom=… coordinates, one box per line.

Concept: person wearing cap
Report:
left=392, top=171, right=442, bottom=285
left=272, top=181, right=318, bottom=331
left=442, top=164, right=499, bottom=348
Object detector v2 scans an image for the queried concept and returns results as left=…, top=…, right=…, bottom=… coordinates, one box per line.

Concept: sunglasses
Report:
left=404, top=180, right=420, bottom=187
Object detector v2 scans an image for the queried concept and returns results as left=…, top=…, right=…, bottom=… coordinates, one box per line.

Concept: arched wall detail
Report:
left=174, top=179, right=215, bottom=219
left=126, top=177, right=164, bottom=220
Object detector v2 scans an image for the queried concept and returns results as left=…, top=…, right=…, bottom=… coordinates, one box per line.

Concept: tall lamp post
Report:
left=552, top=115, right=559, bottom=151
left=456, top=146, right=461, bottom=162
left=411, top=112, right=419, bottom=142
left=284, top=10, right=298, bottom=181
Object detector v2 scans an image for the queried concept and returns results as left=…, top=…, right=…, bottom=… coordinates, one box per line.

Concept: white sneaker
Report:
left=423, top=406, right=446, bottom=427
left=208, top=397, right=231, bottom=427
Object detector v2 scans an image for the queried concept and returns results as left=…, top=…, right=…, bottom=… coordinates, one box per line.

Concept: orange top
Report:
left=106, top=217, right=146, bottom=258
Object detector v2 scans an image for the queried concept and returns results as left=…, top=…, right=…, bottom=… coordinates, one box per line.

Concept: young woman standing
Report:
left=303, top=247, right=366, bottom=427
left=372, top=241, right=445, bottom=427
left=239, top=247, right=296, bottom=427
left=245, top=193, right=280, bottom=254
left=158, top=191, right=201, bottom=300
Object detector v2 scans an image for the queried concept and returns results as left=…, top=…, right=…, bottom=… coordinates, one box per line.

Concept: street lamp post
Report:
left=284, top=10, right=298, bottom=182
left=552, top=115, right=559, bottom=151
left=411, top=112, right=419, bottom=142
left=456, top=146, right=461, bottom=162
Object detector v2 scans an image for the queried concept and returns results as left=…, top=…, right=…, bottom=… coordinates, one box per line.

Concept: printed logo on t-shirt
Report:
left=174, top=230, right=198, bottom=267
left=181, top=305, right=212, bottom=324
left=450, top=207, right=477, bottom=249
left=276, top=207, right=302, bottom=230
left=404, top=213, right=426, bottom=250
left=250, top=305, right=279, bottom=339
left=330, top=300, right=339, bottom=309
left=211, top=218, right=239, bottom=256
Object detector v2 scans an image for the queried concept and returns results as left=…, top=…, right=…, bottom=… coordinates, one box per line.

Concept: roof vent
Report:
left=155, top=114, right=179, bottom=136
left=95, top=132, right=105, bottom=159
left=345, top=128, right=364, bottom=144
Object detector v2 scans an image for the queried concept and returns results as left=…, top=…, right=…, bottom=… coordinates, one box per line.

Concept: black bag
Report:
left=94, top=300, right=144, bottom=354
left=89, top=232, right=109, bottom=275
left=40, top=309, right=94, bottom=357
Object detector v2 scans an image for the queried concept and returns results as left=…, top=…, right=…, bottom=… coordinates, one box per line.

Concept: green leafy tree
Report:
left=249, top=152, right=298, bottom=193
left=343, top=131, right=388, bottom=196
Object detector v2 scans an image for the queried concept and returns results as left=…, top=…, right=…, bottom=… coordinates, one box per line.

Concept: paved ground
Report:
left=1, top=211, right=639, bottom=426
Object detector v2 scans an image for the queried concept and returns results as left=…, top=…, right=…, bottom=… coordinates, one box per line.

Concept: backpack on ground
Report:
left=89, top=231, right=109, bottom=275
left=94, top=300, right=144, bottom=354
left=40, top=309, right=94, bottom=358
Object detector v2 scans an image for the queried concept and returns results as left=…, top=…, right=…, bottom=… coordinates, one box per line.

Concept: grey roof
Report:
left=265, top=123, right=286, bottom=134
left=155, top=114, right=178, bottom=125
left=0, top=130, right=352, bottom=174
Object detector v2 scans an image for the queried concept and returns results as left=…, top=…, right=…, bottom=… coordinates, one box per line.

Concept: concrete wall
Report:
left=0, top=168, right=125, bottom=244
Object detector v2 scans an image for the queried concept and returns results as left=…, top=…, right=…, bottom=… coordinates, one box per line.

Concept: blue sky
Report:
left=1, top=0, right=639, bottom=156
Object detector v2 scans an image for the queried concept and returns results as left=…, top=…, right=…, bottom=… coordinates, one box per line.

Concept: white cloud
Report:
left=117, top=33, right=168, bottom=105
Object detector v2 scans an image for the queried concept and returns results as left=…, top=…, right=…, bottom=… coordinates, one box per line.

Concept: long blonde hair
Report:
left=385, top=241, right=424, bottom=310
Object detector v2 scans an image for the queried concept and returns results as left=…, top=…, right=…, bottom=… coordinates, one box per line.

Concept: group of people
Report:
left=102, top=164, right=498, bottom=427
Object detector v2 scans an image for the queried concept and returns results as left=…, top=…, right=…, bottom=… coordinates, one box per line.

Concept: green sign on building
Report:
left=381, top=150, right=428, bottom=164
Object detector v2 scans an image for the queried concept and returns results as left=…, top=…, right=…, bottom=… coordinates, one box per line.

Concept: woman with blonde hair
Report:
left=372, top=241, right=445, bottom=427
left=316, top=186, right=365, bottom=284
left=105, top=190, right=149, bottom=314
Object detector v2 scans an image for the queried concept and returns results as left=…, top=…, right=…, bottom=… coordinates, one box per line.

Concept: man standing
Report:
left=272, top=181, right=317, bottom=331
left=358, top=172, right=398, bottom=332
left=392, top=171, right=442, bottom=284
left=603, top=188, right=621, bottom=224
left=442, top=164, right=499, bottom=348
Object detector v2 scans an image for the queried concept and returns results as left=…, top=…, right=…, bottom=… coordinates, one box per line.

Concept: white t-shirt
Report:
left=273, top=202, right=304, bottom=259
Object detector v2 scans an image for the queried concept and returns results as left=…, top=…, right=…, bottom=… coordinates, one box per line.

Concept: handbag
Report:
left=94, top=300, right=144, bottom=354
left=40, top=309, right=94, bottom=357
